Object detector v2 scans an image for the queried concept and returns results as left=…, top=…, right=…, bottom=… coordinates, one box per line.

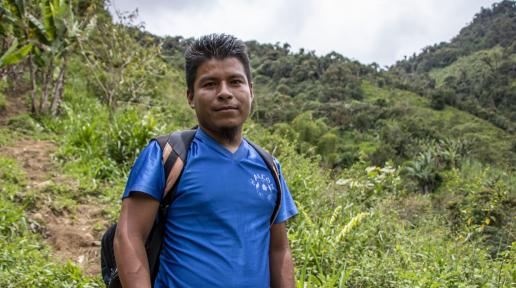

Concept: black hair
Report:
left=184, top=33, right=252, bottom=93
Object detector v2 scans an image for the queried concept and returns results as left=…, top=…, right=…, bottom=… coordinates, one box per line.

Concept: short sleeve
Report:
left=273, top=158, right=298, bottom=224
left=122, top=140, right=165, bottom=201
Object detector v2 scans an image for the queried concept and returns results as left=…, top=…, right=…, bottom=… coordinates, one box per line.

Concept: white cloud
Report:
left=109, top=0, right=499, bottom=66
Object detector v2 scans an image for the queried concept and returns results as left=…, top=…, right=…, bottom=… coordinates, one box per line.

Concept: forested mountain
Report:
left=389, top=0, right=516, bottom=130
left=0, top=1, right=514, bottom=287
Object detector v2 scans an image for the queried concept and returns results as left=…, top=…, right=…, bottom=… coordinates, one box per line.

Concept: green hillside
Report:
left=0, top=0, right=515, bottom=287
left=429, top=46, right=506, bottom=87
left=390, top=0, right=516, bottom=130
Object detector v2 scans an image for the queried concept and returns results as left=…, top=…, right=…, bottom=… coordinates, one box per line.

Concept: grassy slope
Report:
left=428, top=47, right=505, bottom=88
left=362, top=80, right=514, bottom=166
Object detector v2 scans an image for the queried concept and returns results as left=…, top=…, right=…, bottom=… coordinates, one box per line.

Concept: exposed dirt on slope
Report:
left=0, top=91, right=29, bottom=126
left=0, top=139, right=107, bottom=276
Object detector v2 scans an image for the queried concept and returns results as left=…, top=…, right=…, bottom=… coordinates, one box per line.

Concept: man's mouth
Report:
left=214, top=106, right=238, bottom=111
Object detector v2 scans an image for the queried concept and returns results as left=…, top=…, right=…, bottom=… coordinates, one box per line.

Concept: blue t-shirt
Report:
left=123, top=128, right=298, bottom=287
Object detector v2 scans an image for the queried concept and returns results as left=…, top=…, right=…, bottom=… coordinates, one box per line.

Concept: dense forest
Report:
left=0, top=0, right=514, bottom=287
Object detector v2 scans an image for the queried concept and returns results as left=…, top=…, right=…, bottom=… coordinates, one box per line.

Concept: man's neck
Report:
left=199, top=126, right=243, bottom=153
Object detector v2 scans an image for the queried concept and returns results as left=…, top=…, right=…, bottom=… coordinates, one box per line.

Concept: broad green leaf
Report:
left=33, top=46, right=46, bottom=67
left=5, top=0, right=24, bottom=19
left=0, top=42, right=32, bottom=67
left=51, top=0, right=69, bottom=38
left=39, top=0, right=56, bottom=42
left=27, top=13, right=50, bottom=45
left=0, top=38, right=19, bottom=61
left=0, top=5, right=16, bottom=23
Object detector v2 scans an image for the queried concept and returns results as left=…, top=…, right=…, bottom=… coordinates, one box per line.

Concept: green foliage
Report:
left=288, top=159, right=514, bottom=287
left=106, top=106, right=159, bottom=165
left=78, top=12, right=167, bottom=110
left=336, top=162, right=403, bottom=205
left=317, top=131, right=339, bottom=164
left=0, top=40, right=32, bottom=67
left=430, top=89, right=446, bottom=110
left=1, top=0, right=89, bottom=115
left=291, top=111, right=328, bottom=144
left=405, top=151, right=443, bottom=193
left=0, top=156, right=27, bottom=198
left=244, top=122, right=330, bottom=206
left=7, top=113, right=43, bottom=132
left=439, top=161, right=515, bottom=255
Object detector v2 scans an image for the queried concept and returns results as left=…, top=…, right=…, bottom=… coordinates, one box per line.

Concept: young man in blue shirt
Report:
left=114, top=34, right=298, bottom=287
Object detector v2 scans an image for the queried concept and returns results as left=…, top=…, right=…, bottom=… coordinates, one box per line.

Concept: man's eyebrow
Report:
left=198, top=74, right=247, bottom=83
left=229, top=73, right=246, bottom=79
left=198, top=76, right=217, bottom=83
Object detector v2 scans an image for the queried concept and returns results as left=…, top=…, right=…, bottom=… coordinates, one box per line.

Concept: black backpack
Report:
left=100, top=129, right=282, bottom=288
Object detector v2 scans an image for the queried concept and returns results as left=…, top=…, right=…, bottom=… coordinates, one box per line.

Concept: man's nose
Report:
left=217, top=81, right=233, bottom=100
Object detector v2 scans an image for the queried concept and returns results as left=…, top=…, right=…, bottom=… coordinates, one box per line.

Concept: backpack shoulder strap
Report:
left=246, top=140, right=282, bottom=226
left=154, top=128, right=197, bottom=206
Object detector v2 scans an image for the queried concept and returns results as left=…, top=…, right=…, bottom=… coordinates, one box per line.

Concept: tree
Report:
left=0, top=2, right=33, bottom=72
left=430, top=90, right=446, bottom=110
left=1, top=0, right=88, bottom=115
left=78, top=10, right=167, bottom=113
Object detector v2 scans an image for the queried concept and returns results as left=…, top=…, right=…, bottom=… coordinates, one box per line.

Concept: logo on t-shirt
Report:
left=250, top=173, right=275, bottom=204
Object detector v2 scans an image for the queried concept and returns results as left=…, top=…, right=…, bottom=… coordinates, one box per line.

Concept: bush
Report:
left=7, top=114, right=43, bottom=133
left=57, top=101, right=161, bottom=180
left=439, top=161, right=515, bottom=256
left=430, top=91, right=446, bottom=110
left=107, top=106, right=159, bottom=165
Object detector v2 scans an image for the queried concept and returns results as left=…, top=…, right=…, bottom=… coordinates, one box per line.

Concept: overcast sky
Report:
left=109, top=0, right=499, bottom=67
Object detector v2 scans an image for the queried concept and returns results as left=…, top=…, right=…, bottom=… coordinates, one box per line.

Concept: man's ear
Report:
left=187, top=90, right=195, bottom=108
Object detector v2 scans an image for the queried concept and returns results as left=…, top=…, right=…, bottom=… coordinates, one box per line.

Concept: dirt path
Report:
left=1, top=139, right=107, bottom=276
left=1, top=87, right=108, bottom=276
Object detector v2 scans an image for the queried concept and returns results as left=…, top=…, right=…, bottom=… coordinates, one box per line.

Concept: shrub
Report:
left=440, top=161, right=515, bottom=256
left=404, top=151, right=443, bottom=193
left=7, top=114, right=43, bottom=133
left=106, top=106, right=158, bottom=165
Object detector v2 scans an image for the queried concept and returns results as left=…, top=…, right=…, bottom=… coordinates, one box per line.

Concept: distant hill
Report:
left=389, top=0, right=516, bottom=130
left=392, top=0, right=515, bottom=73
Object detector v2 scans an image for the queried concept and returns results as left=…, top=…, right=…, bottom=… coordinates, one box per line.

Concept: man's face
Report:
left=187, top=57, right=253, bottom=135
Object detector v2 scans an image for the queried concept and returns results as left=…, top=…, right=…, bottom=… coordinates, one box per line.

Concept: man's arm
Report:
left=114, top=193, right=160, bottom=288
left=269, top=222, right=295, bottom=288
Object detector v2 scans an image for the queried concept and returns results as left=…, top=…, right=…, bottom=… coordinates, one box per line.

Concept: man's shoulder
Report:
left=244, top=138, right=273, bottom=158
left=154, top=129, right=197, bottom=153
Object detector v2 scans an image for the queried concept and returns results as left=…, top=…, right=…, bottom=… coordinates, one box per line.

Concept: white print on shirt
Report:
left=250, top=173, right=275, bottom=204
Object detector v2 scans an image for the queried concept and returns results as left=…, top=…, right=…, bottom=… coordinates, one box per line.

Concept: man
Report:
left=114, top=34, right=298, bottom=288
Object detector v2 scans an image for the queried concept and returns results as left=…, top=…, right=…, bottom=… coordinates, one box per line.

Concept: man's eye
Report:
left=203, top=82, right=215, bottom=88
left=231, top=79, right=243, bottom=85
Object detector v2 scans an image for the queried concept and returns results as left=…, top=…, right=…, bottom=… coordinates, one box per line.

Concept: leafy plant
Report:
left=405, top=151, right=443, bottom=193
